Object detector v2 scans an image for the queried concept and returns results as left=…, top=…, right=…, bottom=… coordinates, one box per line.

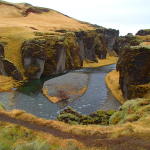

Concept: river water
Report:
left=0, top=64, right=120, bottom=119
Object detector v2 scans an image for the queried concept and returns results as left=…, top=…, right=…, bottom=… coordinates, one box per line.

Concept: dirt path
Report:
left=0, top=113, right=150, bottom=149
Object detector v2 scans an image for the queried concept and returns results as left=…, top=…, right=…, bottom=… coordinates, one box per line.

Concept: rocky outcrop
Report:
left=117, top=46, right=150, bottom=99
left=113, top=34, right=140, bottom=55
left=136, top=29, right=150, bottom=36
left=96, top=28, right=119, bottom=54
left=22, top=29, right=119, bottom=79
left=0, top=44, right=22, bottom=80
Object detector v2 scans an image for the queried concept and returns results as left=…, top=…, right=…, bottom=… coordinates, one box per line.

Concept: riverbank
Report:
left=83, top=56, right=118, bottom=68
left=0, top=75, right=19, bottom=92
left=105, top=70, right=126, bottom=104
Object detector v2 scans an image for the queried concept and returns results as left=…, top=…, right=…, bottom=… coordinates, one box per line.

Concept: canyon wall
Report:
left=117, top=46, right=150, bottom=99
left=0, top=44, right=22, bottom=80
left=21, top=29, right=119, bottom=79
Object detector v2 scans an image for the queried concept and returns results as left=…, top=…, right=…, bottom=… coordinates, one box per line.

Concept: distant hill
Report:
left=0, top=0, right=99, bottom=31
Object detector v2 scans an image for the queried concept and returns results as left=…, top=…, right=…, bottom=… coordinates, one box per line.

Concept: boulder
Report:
left=42, top=72, right=88, bottom=103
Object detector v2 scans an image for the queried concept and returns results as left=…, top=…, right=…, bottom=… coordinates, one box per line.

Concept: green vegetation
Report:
left=0, top=103, right=5, bottom=110
left=57, top=107, right=116, bottom=125
left=110, top=98, right=150, bottom=124
left=0, top=122, right=51, bottom=150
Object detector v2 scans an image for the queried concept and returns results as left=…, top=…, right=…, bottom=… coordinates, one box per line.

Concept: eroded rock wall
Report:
left=117, top=46, right=150, bottom=99
left=0, top=44, right=23, bottom=80
left=21, top=29, right=119, bottom=79
left=113, top=34, right=141, bottom=55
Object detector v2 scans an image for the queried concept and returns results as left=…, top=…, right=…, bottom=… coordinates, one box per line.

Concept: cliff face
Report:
left=21, top=29, right=119, bottom=79
left=117, top=46, right=150, bottom=99
left=113, top=34, right=140, bottom=55
left=0, top=1, right=119, bottom=80
left=0, top=44, right=22, bottom=80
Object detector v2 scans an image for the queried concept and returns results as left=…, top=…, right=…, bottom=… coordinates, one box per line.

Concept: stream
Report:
left=0, top=64, right=120, bottom=119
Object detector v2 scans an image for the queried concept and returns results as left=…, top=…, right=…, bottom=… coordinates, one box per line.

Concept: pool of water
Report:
left=0, top=64, right=120, bottom=119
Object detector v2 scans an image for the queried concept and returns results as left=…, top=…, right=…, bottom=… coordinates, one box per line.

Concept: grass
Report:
left=0, top=75, right=20, bottom=91
left=105, top=70, right=126, bottom=104
left=0, top=104, right=150, bottom=150
left=0, top=122, right=51, bottom=150
left=0, top=27, right=35, bottom=75
left=83, top=56, right=118, bottom=68
left=110, top=98, right=150, bottom=124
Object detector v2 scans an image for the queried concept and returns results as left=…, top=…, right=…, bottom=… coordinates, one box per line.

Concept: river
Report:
left=0, top=64, right=120, bottom=119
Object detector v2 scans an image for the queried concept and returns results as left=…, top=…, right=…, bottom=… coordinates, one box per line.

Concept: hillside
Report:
left=0, top=0, right=119, bottom=80
left=0, top=0, right=97, bottom=75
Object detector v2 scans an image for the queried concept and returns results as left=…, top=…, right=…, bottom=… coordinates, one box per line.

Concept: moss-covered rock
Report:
left=117, top=46, right=150, bottom=99
left=113, top=34, right=141, bottom=55
left=21, top=29, right=119, bottom=79
left=57, top=107, right=116, bottom=125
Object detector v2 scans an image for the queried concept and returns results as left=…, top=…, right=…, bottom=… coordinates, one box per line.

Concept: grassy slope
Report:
left=0, top=1, right=94, bottom=75
left=0, top=109, right=150, bottom=150
left=105, top=70, right=126, bottom=104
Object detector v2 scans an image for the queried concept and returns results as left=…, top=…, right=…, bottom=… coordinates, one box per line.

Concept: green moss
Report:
left=57, top=107, right=116, bottom=125
left=110, top=99, right=150, bottom=124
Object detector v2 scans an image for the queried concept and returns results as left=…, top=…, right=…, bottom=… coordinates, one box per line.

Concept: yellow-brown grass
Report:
left=0, top=75, right=20, bottom=91
left=0, top=3, right=94, bottom=75
left=0, top=108, right=150, bottom=150
left=105, top=70, right=126, bottom=104
left=83, top=57, right=118, bottom=68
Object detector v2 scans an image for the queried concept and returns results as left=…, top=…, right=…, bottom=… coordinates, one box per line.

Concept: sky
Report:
left=5, top=0, right=150, bottom=35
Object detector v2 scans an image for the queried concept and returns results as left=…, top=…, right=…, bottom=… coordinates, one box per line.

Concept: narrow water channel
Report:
left=0, top=64, right=120, bottom=119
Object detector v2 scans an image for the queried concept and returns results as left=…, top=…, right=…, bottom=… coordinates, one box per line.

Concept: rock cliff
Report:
left=117, top=46, right=150, bottom=99
left=0, top=44, right=22, bottom=80
left=21, top=29, right=119, bottom=79
left=113, top=33, right=140, bottom=55
left=0, top=1, right=119, bottom=80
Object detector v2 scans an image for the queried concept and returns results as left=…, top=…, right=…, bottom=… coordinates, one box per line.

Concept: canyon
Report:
left=0, top=1, right=150, bottom=150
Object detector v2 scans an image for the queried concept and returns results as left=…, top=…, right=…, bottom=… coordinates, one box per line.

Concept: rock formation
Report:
left=113, top=33, right=140, bottom=55
left=136, top=29, right=150, bottom=36
left=117, top=46, right=150, bottom=99
left=0, top=44, right=22, bottom=80
left=21, top=29, right=119, bottom=79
